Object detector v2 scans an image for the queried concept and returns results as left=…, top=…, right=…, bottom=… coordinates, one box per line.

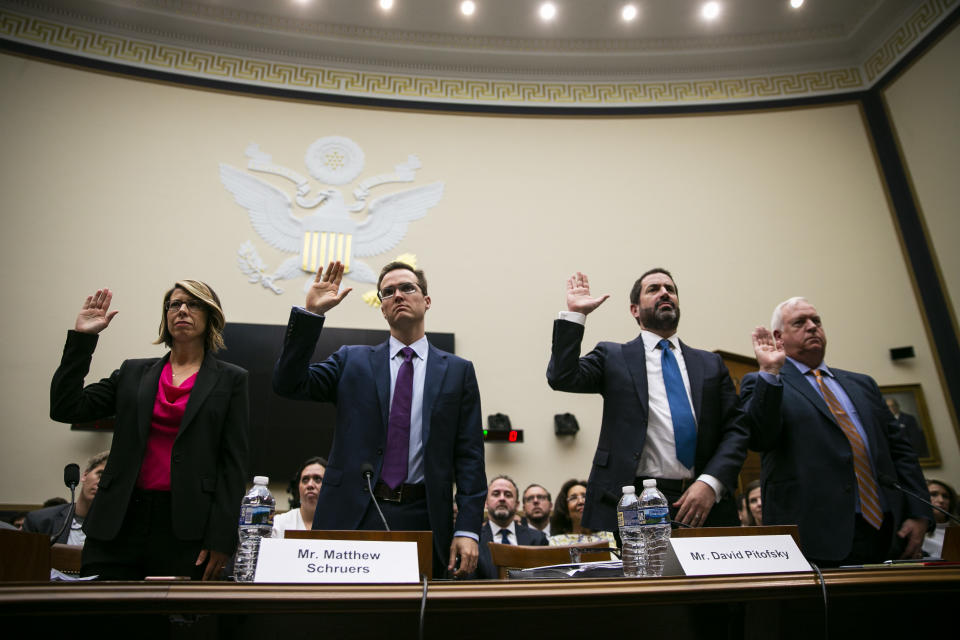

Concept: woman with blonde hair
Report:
left=51, top=281, right=248, bottom=580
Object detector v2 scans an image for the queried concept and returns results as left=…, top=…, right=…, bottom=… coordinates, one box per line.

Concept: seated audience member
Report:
left=8, top=512, right=27, bottom=529
left=23, top=450, right=108, bottom=545
left=476, top=475, right=548, bottom=579
left=273, top=456, right=327, bottom=539
left=548, top=479, right=615, bottom=547
left=521, top=484, right=553, bottom=535
left=922, top=479, right=957, bottom=558
left=745, top=479, right=762, bottom=526
left=736, top=491, right=752, bottom=526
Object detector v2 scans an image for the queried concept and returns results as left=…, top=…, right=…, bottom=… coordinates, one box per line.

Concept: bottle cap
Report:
left=621, top=485, right=635, bottom=494
left=642, top=479, right=657, bottom=488
left=253, top=475, right=269, bottom=484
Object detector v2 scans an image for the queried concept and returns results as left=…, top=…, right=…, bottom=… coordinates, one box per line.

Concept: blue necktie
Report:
left=499, top=529, right=511, bottom=545
left=659, top=339, right=697, bottom=469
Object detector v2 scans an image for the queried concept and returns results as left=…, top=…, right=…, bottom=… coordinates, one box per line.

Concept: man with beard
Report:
left=741, top=297, right=931, bottom=565
left=547, top=269, right=747, bottom=531
left=475, top=475, right=547, bottom=579
left=520, top=484, right=553, bottom=535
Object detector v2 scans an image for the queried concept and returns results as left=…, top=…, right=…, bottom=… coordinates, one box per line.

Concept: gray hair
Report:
left=771, top=297, right=810, bottom=332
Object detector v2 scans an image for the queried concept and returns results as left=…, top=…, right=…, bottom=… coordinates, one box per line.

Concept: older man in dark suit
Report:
left=741, top=297, right=932, bottom=565
left=547, top=269, right=748, bottom=532
left=274, top=261, right=486, bottom=578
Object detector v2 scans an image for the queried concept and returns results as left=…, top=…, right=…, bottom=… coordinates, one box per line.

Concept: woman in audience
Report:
left=548, top=479, right=615, bottom=547
left=922, top=479, right=957, bottom=558
left=50, top=282, right=248, bottom=580
left=273, top=456, right=327, bottom=538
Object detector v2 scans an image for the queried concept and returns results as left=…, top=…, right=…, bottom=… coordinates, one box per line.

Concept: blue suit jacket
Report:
left=739, top=361, right=932, bottom=561
left=475, top=521, right=549, bottom=579
left=547, top=319, right=748, bottom=532
left=273, top=308, right=487, bottom=562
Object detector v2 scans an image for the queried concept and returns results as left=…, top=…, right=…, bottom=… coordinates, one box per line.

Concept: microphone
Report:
left=361, top=463, right=390, bottom=532
left=879, top=474, right=960, bottom=525
left=51, top=463, right=81, bottom=545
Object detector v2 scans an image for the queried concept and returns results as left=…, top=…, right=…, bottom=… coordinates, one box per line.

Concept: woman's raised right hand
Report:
left=75, top=288, right=119, bottom=334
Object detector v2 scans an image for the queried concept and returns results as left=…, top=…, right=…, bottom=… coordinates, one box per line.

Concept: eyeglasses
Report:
left=377, top=282, right=420, bottom=301
left=524, top=494, right=549, bottom=503
left=566, top=493, right=586, bottom=503
left=165, top=299, right=205, bottom=313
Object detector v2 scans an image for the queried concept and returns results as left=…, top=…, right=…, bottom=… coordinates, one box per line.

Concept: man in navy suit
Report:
left=547, top=269, right=748, bottom=532
left=475, top=475, right=548, bottom=579
left=741, top=297, right=932, bottom=565
left=274, top=261, right=486, bottom=578
left=23, top=450, right=108, bottom=545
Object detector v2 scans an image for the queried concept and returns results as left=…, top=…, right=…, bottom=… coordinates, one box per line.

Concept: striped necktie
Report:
left=811, top=369, right=883, bottom=529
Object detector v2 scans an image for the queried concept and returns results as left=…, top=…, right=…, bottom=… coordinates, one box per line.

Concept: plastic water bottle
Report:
left=234, top=475, right=275, bottom=582
left=617, top=485, right=644, bottom=577
left=639, top=479, right=671, bottom=577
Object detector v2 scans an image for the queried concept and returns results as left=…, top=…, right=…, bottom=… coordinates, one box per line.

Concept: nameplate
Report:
left=671, top=535, right=810, bottom=575
left=253, top=538, right=420, bottom=583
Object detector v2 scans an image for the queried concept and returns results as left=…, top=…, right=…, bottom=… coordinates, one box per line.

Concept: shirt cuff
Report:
left=696, top=474, right=724, bottom=502
left=295, top=306, right=323, bottom=318
left=453, top=530, right=479, bottom=542
left=558, top=311, right=586, bottom=325
left=758, top=371, right=782, bottom=384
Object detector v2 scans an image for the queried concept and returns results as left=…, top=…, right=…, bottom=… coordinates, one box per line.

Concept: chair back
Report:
left=489, top=540, right=612, bottom=579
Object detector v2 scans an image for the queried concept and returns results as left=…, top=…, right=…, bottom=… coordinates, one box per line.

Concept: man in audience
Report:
left=23, top=450, right=108, bottom=545
left=547, top=269, right=748, bottom=533
left=476, top=475, right=547, bottom=579
left=742, top=297, right=932, bottom=565
left=521, top=484, right=553, bottom=535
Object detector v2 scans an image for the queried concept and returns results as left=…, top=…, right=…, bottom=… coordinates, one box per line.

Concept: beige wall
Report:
left=883, top=22, right=960, bottom=482
left=2, top=50, right=956, bottom=509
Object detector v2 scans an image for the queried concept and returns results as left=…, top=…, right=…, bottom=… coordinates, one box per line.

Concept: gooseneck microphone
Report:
left=879, top=473, right=960, bottom=525
left=51, top=463, right=80, bottom=545
left=361, top=463, right=390, bottom=532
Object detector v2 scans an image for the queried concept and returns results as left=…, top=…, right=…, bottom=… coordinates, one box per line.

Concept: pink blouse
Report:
left=136, top=362, right=196, bottom=491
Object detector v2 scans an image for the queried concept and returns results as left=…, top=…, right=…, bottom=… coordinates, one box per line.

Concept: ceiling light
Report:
left=539, top=2, right=557, bottom=21
left=460, top=1, right=476, bottom=16
left=622, top=4, right=637, bottom=22
left=379, top=0, right=394, bottom=11
left=790, top=0, right=804, bottom=8
left=701, top=2, right=720, bottom=21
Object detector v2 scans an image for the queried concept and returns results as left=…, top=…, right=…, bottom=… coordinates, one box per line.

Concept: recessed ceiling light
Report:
left=622, top=4, right=637, bottom=22
left=701, top=2, right=720, bottom=21
left=790, top=0, right=804, bottom=8
left=539, top=2, right=557, bottom=21
left=293, top=0, right=311, bottom=5
left=379, top=0, right=394, bottom=11
left=460, top=1, right=476, bottom=16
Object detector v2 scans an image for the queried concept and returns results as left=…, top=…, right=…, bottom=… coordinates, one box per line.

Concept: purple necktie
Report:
left=382, top=347, right=414, bottom=489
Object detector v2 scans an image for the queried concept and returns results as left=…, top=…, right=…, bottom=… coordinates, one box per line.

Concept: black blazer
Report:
left=547, top=319, right=748, bottom=532
left=475, top=521, right=549, bottom=579
left=740, top=362, right=932, bottom=561
left=22, top=503, right=73, bottom=544
left=50, top=331, right=249, bottom=555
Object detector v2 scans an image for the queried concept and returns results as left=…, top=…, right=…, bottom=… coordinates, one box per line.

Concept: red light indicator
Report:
left=508, top=430, right=518, bottom=442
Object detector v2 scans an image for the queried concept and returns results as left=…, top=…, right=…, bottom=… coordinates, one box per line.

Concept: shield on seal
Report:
left=300, top=216, right=354, bottom=274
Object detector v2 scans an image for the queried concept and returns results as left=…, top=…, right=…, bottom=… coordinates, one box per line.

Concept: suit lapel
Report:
left=781, top=360, right=836, bottom=425
left=137, top=356, right=168, bottom=444
left=422, top=344, right=448, bottom=445
left=372, top=341, right=392, bottom=431
left=178, top=351, right=220, bottom=437
left=832, top=370, right=879, bottom=452
left=622, top=337, right=649, bottom=421
left=679, top=340, right=704, bottom=421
